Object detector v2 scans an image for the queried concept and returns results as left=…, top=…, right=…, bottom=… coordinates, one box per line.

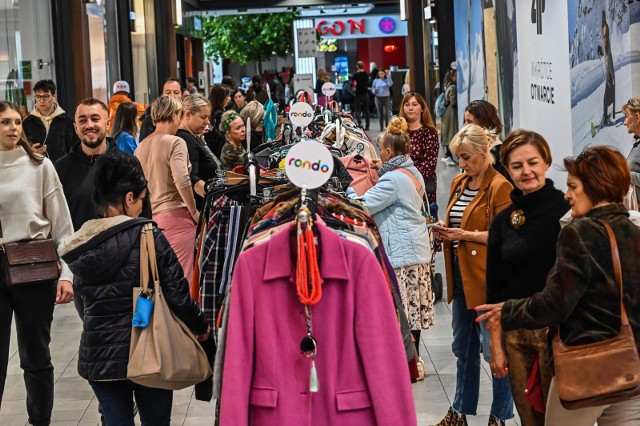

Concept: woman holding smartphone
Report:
left=432, top=124, right=513, bottom=426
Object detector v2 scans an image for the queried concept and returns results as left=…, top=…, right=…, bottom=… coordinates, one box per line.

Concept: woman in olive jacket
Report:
left=58, top=151, right=209, bottom=426
left=478, top=146, right=640, bottom=425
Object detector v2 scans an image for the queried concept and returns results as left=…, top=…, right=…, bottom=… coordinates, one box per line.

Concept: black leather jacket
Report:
left=60, top=217, right=208, bottom=381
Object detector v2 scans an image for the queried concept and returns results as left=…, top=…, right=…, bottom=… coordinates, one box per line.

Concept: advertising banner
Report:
left=515, top=0, right=572, bottom=186
left=568, top=1, right=635, bottom=155
left=454, top=0, right=487, bottom=127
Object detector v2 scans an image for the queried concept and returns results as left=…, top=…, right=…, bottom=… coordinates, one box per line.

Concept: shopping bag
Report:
left=127, top=223, right=211, bottom=390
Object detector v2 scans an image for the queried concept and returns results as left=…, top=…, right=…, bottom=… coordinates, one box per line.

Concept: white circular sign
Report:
left=321, top=82, right=336, bottom=97
left=288, top=102, right=314, bottom=128
left=284, top=140, right=334, bottom=189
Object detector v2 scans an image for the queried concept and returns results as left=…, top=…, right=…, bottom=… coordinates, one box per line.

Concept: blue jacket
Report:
left=114, top=130, right=138, bottom=155
left=361, top=158, right=431, bottom=268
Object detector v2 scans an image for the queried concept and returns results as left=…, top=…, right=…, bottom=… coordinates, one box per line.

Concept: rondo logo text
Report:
left=288, top=158, right=331, bottom=173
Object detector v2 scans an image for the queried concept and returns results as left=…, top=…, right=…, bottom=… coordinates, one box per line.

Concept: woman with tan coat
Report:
left=431, top=124, right=513, bottom=426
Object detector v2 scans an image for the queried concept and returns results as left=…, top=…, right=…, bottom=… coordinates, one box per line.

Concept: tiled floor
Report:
left=1, top=149, right=520, bottom=425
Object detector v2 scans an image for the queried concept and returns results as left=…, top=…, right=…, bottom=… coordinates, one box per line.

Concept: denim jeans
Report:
left=90, top=380, right=173, bottom=426
left=0, top=276, right=56, bottom=426
left=450, top=255, right=514, bottom=420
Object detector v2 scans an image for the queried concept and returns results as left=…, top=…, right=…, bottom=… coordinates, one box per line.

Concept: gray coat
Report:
left=440, top=83, right=458, bottom=146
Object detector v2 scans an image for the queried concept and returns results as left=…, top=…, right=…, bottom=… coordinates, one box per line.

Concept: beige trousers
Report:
left=545, top=377, right=640, bottom=425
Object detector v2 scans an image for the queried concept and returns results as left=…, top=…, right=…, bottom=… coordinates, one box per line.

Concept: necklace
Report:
left=295, top=206, right=322, bottom=392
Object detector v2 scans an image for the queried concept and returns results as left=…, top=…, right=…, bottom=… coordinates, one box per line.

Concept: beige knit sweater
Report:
left=0, top=147, right=74, bottom=281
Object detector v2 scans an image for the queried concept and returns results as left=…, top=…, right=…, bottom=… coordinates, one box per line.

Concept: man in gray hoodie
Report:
left=22, top=79, right=79, bottom=162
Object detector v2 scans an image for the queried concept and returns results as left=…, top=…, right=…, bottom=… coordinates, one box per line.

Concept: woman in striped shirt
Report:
left=431, top=124, right=513, bottom=426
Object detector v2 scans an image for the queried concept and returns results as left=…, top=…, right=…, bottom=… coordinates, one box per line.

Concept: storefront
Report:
left=1, top=0, right=57, bottom=114
left=314, top=14, right=408, bottom=82
left=175, top=16, right=206, bottom=94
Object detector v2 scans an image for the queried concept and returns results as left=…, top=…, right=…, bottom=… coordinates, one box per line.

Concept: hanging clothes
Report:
left=219, top=221, right=417, bottom=426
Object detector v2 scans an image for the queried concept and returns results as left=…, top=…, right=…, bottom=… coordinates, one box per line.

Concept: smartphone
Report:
left=427, top=223, right=448, bottom=232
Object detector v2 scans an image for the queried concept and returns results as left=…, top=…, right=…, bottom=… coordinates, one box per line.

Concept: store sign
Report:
left=288, top=102, right=315, bottom=128
left=297, top=28, right=318, bottom=58
left=285, top=140, right=334, bottom=189
left=314, top=15, right=407, bottom=39
left=317, top=19, right=366, bottom=36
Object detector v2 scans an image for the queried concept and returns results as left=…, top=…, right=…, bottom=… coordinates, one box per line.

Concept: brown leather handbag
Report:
left=0, top=219, right=60, bottom=286
left=552, top=219, right=640, bottom=410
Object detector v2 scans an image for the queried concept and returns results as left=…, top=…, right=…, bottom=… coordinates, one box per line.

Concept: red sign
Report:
left=316, top=19, right=365, bottom=36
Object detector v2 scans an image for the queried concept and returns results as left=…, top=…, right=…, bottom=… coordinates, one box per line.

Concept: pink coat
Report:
left=219, top=222, right=416, bottom=426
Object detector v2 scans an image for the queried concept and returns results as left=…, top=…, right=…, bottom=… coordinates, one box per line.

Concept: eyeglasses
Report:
left=35, top=95, right=52, bottom=101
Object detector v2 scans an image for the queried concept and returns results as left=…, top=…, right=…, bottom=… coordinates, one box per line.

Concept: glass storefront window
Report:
left=0, top=0, right=55, bottom=114
left=132, top=0, right=149, bottom=104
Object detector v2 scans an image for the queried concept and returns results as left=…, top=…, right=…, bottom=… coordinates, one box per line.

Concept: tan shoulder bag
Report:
left=127, top=223, right=211, bottom=390
left=552, top=219, right=640, bottom=409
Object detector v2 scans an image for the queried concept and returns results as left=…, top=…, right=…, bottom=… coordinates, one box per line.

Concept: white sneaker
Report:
left=445, top=158, right=457, bottom=166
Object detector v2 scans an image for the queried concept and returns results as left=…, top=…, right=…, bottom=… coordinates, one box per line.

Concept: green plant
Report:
left=203, top=11, right=299, bottom=73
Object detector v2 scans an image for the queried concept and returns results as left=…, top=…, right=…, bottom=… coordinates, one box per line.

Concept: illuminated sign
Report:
left=379, top=17, right=396, bottom=34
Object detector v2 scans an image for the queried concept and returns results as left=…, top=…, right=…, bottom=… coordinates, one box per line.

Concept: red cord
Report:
left=296, top=224, right=322, bottom=305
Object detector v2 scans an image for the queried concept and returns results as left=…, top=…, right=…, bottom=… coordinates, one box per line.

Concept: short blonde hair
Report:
left=182, top=93, right=210, bottom=115
left=239, top=100, right=264, bottom=129
left=622, top=97, right=640, bottom=116
left=151, top=95, right=182, bottom=124
left=450, top=123, right=494, bottom=165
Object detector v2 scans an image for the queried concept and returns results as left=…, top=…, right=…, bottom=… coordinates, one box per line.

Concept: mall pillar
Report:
left=407, top=0, right=427, bottom=99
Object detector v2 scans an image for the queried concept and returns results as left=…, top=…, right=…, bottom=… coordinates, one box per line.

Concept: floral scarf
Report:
left=378, top=154, right=407, bottom=177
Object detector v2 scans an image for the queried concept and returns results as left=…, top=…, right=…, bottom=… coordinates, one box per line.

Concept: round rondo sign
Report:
left=284, top=140, right=334, bottom=189
left=321, top=82, right=337, bottom=97
left=288, top=101, right=315, bottom=128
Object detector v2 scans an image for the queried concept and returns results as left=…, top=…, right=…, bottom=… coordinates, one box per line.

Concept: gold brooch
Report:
left=510, top=209, right=526, bottom=230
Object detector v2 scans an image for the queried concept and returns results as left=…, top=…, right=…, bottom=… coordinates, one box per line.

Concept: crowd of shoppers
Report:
left=3, top=70, right=640, bottom=426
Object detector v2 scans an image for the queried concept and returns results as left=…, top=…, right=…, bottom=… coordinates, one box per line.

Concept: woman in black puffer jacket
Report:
left=58, top=151, right=208, bottom=426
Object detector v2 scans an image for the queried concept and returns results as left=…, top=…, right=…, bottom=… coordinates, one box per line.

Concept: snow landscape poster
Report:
left=454, top=0, right=487, bottom=127
left=495, top=0, right=519, bottom=134
left=569, top=0, right=637, bottom=156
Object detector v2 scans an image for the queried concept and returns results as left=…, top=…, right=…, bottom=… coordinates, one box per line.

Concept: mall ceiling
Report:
left=185, top=0, right=397, bottom=12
